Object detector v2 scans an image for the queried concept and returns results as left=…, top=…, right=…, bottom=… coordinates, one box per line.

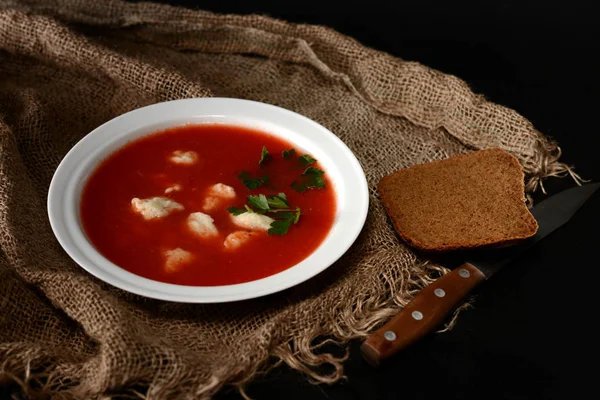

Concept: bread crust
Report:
left=378, top=148, right=538, bottom=252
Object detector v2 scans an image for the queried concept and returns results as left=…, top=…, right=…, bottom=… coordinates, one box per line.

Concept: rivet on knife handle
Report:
left=360, top=262, right=485, bottom=366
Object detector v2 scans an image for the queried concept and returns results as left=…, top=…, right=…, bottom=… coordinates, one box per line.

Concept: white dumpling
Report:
left=202, top=196, right=220, bottom=212
left=187, top=212, right=219, bottom=238
left=164, top=248, right=194, bottom=273
left=231, top=212, right=274, bottom=231
left=131, top=197, right=184, bottom=220
left=202, top=183, right=236, bottom=211
left=207, top=183, right=236, bottom=199
left=169, top=150, right=198, bottom=165
left=223, top=231, right=256, bottom=250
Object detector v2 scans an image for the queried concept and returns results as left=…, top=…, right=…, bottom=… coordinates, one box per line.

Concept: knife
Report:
left=360, top=183, right=599, bottom=366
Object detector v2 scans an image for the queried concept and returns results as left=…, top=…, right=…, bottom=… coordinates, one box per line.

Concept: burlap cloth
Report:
left=0, top=0, right=577, bottom=398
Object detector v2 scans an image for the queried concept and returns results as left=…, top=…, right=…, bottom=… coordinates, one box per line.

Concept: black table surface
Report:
left=83, top=1, right=600, bottom=398
left=148, top=1, right=599, bottom=399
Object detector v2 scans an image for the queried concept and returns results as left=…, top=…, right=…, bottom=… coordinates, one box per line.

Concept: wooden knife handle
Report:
left=360, top=262, right=486, bottom=366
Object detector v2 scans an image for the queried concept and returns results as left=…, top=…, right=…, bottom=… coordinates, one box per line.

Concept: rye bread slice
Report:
left=378, top=148, right=538, bottom=252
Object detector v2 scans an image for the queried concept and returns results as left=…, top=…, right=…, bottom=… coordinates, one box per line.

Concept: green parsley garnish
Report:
left=247, top=194, right=269, bottom=212
left=298, top=154, right=317, bottom=167
left=227, top=193, right=301, bottom=235
left=259, top=146, right=272, bottom=168
left=267, top=192, right=289, bottom=208
left=291, top=167, right=326, bottom=193
left=267, top=209, right=301, bottom=236
left=239, top=146, right=325, bottom=193
left=282, top=149, right=296, bottom=159
left=227, top=206, right=247, bottom=216
left=237, top=171, right=269, bottom=190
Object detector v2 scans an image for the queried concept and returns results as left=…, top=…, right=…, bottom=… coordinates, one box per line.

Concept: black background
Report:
left=150, top=1, right=599, bottom=399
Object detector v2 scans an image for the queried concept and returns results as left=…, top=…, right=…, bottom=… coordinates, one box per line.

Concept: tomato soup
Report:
left=80, top=124, right=337, bottom=286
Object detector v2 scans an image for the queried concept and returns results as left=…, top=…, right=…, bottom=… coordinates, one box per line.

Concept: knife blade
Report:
left=360, top=183, right=599, bottom=366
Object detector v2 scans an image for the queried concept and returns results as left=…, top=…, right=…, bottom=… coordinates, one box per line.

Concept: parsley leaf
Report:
left=291, top=167, right=326, bottom=193
left=303, top=166, right=325, bottom=177
left=298, top=154, right=317, bottom=167
left=259, top=146, right=272, bottom=168
left=226, top=206, right=247, bottom=216
left=282, top=149, right=296, bottom=159
left=247, top=194, right=269, bottom=212
left=237, top=171, right=269, bottom=190
left=267, top=193, right=289, bottom=208
left=268, top=214, right=295, bottom=236
left=290, top=181, right=306, bottom=193
left=267, top=207, right=302, bottom=235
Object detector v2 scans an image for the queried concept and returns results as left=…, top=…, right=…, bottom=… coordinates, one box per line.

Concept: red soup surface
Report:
left=80, top=124, right=337, bottom=286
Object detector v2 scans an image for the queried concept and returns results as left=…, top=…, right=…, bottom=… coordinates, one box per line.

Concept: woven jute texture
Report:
left=0, top=0, right=574, bottom=398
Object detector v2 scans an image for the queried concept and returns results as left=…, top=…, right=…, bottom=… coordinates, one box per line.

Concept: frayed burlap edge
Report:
left=0, top=262, right=499, bottom=400
left=0, top=258, right=472, bottom=400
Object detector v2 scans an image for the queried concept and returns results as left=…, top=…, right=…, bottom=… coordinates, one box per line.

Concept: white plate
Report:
left=47, top=98, right=369, bottom=303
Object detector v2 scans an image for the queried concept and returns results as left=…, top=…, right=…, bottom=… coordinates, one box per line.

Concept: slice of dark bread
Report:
left=378, top=148, right=538, bottom=252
